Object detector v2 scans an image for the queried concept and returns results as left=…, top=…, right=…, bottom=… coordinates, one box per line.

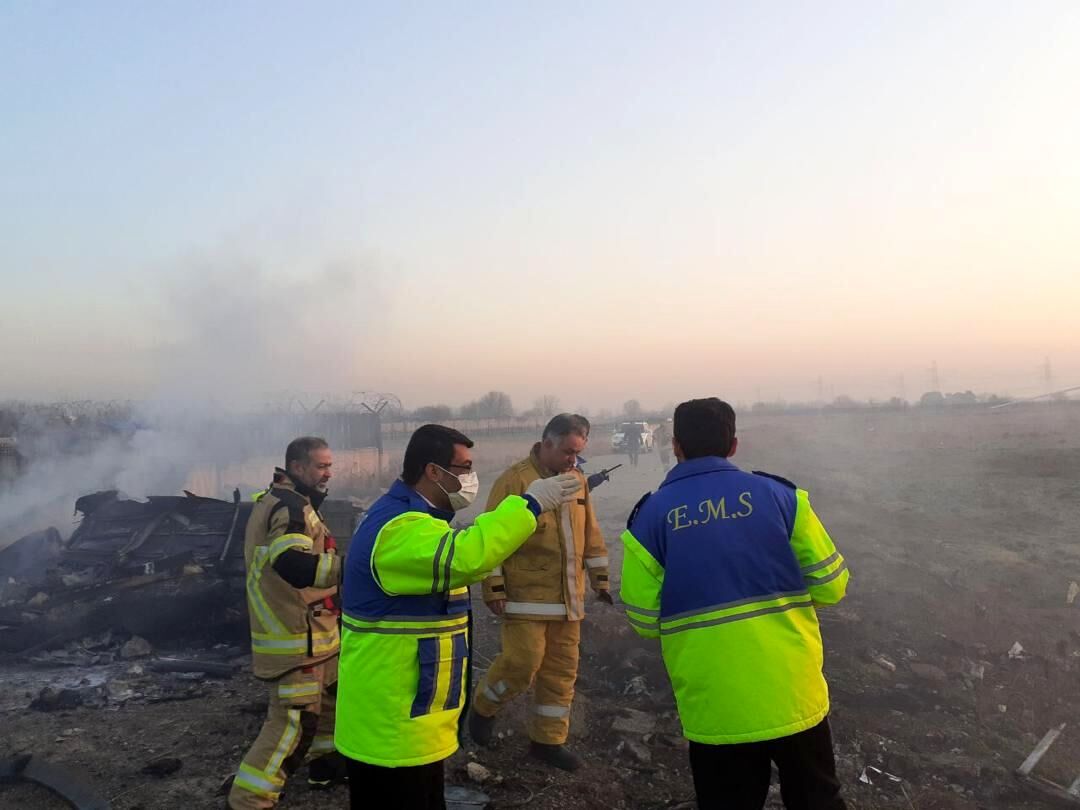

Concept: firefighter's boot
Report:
left=469, top=708, right=497, bottom=746
left=529, top=741, right=582, bottom=772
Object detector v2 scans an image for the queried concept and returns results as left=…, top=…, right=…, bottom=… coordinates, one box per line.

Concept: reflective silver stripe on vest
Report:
left=504, top=601, right=568, bottom=616
left=662, top=590, right=810, bottom=623
left=533, top=703, right=570, bottom=717
left=341, top=612, right=468, bottom=635
left=659, top=599, right=813, bottom=635
left=560, top=502, right=583, bottom=620
left=801, top=551, right=840, bottom=575
left=806, top=561, right=848, bottom=586
left=584, top=555, right=609, bottom=569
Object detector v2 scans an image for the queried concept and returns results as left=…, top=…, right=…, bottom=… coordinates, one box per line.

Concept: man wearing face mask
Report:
left=335, top=424, right=581, bottom=809
left=469, top=414, right=610, bottom=771
left=229, top=437, right=346, bottom=810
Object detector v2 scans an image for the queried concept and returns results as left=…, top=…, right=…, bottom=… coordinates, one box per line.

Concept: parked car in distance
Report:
left=611, top=421, right=653, bottom=453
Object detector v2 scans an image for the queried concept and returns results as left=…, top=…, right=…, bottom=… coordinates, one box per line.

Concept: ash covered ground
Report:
left=3, top=406, right=1079, bottom=809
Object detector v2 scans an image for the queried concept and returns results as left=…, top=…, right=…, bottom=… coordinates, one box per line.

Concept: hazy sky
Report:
left=2, top=1, right=1078, bottom=412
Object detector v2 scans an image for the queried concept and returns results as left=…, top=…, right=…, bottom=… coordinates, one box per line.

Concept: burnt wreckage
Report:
left=0, top=490, right=363, bottom=655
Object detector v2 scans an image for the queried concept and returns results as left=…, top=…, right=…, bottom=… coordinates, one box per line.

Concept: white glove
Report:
left=525, top=473, right=582, bottom=513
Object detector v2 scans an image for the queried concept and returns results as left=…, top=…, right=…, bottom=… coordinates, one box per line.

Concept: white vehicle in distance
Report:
left=611, top=421, right=654, bottom=453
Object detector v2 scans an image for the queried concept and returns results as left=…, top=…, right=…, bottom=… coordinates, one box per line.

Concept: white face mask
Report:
left=436, top=466, right=480, bottom=511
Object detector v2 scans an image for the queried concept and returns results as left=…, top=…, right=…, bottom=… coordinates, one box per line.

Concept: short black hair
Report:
left=673, top=398, right=736, bottom=459
left=286, top=436, right=329, bottom=467
left=542, top=413, right=590, bottom=442
left=402, top=424, right=474, bottom=485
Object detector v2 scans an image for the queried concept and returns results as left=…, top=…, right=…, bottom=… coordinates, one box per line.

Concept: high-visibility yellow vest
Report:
left=335, top=480, right=539, bottom=767
left=621, top=457, right=849, bottom=744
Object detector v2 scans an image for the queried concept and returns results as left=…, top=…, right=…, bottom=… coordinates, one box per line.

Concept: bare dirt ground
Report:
left=3, top=405, right=1079, bottom=809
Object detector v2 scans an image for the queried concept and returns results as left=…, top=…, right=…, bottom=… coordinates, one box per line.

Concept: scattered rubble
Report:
left=872, top=654, right=896, bottom=673
left=0, top=753, right=110, bottom=810
left=611, top=708, right=657, bottom=736
left=466, top=761, right=492, bottom=784
left=616, top=738, right=652, bottom=766
left=120, top=635, right=153, bottom=659
left=907, top=662, right=948, bottom=683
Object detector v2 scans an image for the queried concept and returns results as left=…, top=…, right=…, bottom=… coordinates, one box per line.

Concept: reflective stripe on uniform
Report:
left=623, top=603, right=660, bottom=617
left=559, top=504, right=583, bottom=619
left=806, top=561, right=848, bottom=586
left=660, top=592, right=814, bottom=636
left=309, top=735, right=336, bottom=755
left=246, top=547, right=288, bottom=636
left=627, top=614, right=659, bottom=631
left=266, top=708, right=301, bottom=779
left=800, top=551, right=840, bottom=575
left=431, top=531, right=451, bottom=593
left=311, top=629, right=339, bottom=655
left=268, top=532, right=313, bottom=562
left=504, top=601, right=568, bottom=616
left=313, top=553, right=334, bottom=588
left=342, top=611, right=468, bottom=635
left=584, top=556, right=609, bottom=569
left=252, top=632, right=308, bottom=655
left=233, top=762, right=283, bottom=797
left=533, top=704, right=570, bottom=718
left=490, top=565, right=504, bottom=576
left=278, top=681, right=320, bottom=700
left=663, top=590, right=810, bottom=623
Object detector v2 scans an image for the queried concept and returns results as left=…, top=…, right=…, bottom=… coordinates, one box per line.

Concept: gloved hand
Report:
left=595, top=590, right=614, bottom=605
left=525, top=473, right=582, bottom=513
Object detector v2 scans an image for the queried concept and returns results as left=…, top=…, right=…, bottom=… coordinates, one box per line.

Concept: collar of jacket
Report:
left=529, top=442, right=558, bottom=478
left=388, top=478, right=455, bottom=522
left=272, top=467, right=328, bottom=511
left=659, top=456, right=740, bottom=489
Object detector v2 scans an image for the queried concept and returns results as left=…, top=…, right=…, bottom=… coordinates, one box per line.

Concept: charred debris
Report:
left=0, top=489, right=364, bottom=657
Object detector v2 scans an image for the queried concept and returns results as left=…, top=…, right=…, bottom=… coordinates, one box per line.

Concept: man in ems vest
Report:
left=336, top=424, right=582, bottom=809
left=621, top=398, right=849, bottom=810
left=468, top=413, right=610, bottom=771
left=229, top=437, right=345, bottom=809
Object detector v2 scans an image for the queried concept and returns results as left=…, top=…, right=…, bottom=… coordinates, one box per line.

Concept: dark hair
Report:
left=285, top=436, right=329, bottom=467
left=402, top=424, right=474, bottom=485
left=542, top=413, right=590, bottom=442
left=673, top=398, right=736, bottom=459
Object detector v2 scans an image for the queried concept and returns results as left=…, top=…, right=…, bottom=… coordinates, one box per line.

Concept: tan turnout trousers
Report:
left=228, top=657, right=338, bottom=809
left=473, top=618, right=581, bottom=744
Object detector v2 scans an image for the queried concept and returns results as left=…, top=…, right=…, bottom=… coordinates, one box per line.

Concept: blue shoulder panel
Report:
left=343, top=482, right=450, bottom=617
left=752, top=470, right=796, bottom=489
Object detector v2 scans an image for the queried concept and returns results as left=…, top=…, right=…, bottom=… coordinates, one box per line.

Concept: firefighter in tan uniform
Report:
left=469, top=414, right=610, bottom=771
left=228, top=437, right=345, bottom=809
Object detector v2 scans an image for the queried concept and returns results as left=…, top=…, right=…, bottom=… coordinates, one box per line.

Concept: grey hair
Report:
left=286, top=436, right=329, bottom=467
left=542, top=413, right=590, bottom=442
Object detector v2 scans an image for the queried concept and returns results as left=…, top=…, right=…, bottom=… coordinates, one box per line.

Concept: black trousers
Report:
left=346, top=756, right=445, bottom=810
left=688, top=718, right=846, bottom=810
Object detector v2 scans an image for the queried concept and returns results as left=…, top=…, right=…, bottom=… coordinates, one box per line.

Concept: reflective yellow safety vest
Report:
left=336, top=480, right=540, bottom=767
left=621, top=457, right=849, bottom=744
left=243, top=470, right=341, bottom=679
